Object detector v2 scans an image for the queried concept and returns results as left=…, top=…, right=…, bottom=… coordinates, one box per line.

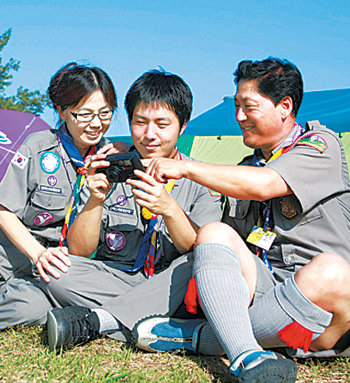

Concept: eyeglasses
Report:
left=70, top=110, right=113, bottom=122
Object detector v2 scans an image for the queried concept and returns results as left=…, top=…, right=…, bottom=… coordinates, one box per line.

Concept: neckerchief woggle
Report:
left=113, top=149, right=180, bottom=276
left=58, top=125, right=96, bottom=246
left=250, top=123, right=305, bottom=272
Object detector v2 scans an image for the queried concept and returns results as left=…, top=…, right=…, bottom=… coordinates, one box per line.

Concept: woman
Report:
left=0, top=62, right=117, bottom=328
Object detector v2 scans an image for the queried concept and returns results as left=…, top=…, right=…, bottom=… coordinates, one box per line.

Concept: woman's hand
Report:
left=33, top=246, right=71, bottom=283
left=97, top=141, right=130, bottom=156
left=87, top=145, right=114, bottom=203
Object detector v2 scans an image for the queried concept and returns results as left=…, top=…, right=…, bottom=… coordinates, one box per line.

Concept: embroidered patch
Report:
left=208, top=188, right=221, bottom=197
left=297, top=134, right=328, bottom=153
left=11, top=152, right=28, bottom=169
left=33, top=211, right=54, bottom=227
left=116, top=194, right=127, bottom=206
left=47, top=175, right=57, bottom=186
left=108, top=206, right=134, bottom=215
left=39, top=185, right=63, bottom=194
left=106, top=231, right=126, bottom=251
left=280, top=197, right=297, bottom=219
left=0, top=131, right=11, bottom=145
left=40, top=152, right=61, bottom=174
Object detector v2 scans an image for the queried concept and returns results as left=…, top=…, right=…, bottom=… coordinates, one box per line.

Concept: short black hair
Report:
left=48, top=62, right=117, bottom=125
left=234, top=58, right=303, bottom=116
left=124, top=69, right=192, bottom=128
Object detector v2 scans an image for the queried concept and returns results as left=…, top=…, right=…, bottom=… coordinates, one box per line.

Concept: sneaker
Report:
left=229, top=350, right=298, bottom=383
left=132, top=316, right=207, bottom=353
left=47, top=306, right=100, bottom=351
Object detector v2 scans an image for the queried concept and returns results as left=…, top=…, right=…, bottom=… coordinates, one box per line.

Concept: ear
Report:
left=56, top=105, right=67, bottom=122
left=179, top=122, right=187, bottom=137
left=278, top=96, right=293, bottom=119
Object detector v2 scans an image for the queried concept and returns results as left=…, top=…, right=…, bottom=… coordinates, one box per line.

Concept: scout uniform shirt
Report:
left=78, top=153, right=223, bottom=273
left=223, top=121, right=350, bottom=282
left=0, top=129, right=107, bottom=280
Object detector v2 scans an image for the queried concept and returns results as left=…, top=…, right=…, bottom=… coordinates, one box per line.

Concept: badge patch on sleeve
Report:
left=11, top=152, right=28, bottom=169
left=297, top=134, right=328, bottom=153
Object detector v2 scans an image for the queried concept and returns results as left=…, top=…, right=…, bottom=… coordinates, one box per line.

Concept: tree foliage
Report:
left=0, top=29, right=50, bottom=114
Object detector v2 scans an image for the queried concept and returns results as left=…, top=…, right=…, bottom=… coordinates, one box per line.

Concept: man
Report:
left=43, top=70, right=222, bottom=350
left=134, top=58, right=350, bottom=383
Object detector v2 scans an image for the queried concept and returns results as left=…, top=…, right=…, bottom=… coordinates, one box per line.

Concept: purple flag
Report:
left=0, top=109, right=51, bottom=183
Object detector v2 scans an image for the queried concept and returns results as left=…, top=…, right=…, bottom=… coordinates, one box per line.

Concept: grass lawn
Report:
left=0, top=325, right=349, bottom=382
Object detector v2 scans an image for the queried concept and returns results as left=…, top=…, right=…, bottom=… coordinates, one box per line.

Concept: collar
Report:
left=254, top=123, right=306, bottom=165
left=57, top=124, right=88, bottom=167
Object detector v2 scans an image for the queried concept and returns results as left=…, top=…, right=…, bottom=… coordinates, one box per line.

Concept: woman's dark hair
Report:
left=48, top=62, right=117, bottom=123
left=124, top=69, right=192, bottom=129
left=234, top=58, right=303, bottom=117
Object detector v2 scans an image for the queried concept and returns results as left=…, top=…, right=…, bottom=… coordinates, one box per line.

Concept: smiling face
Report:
left=58, top=90, right=112, bottom=156
left=234, top=79, right=294, bottom=158
left=131, top=102, right=186, bottom=159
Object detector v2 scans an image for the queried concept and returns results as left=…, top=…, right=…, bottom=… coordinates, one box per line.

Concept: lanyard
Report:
left=113, top=179, right=176, bottom=274
left=252, top=124, right=305, bottom=271
left=114, top=150, right=181, bottom=274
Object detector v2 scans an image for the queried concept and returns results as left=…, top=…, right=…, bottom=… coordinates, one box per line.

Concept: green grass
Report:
left=0, top=325, right=349, bottom=382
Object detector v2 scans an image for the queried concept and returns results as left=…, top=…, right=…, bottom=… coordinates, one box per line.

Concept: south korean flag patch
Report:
left=11, top=152, right=29, bottom=170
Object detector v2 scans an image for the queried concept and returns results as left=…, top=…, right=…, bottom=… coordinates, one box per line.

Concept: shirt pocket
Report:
left=277, top=202, right=323, bottom=230
left=23, top=192, right=68, bottom=227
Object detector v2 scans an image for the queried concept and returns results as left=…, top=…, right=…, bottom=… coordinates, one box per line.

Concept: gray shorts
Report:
left=253, top=254, right=294, bottom=304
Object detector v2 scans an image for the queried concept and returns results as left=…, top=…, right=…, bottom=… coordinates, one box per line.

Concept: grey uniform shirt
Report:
left=223, top=121, right=350, bottom=280
left=0, top=129, right=107, bottom=279
left=78, top=153, right=222, bottom=272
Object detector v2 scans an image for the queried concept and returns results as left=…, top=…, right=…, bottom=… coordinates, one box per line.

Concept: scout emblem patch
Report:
left=40, top=152, right=61, bottom=174
left=47, top=176, right=57, bottom=186
left=33, top=211, right=54, bottom=227
left=280, top=197, right=297, bottom=219
left=106, top=231, right=126, bottom=251
left=11, top=152, right=28, bottom=169
left=116, top=194, right=127, bottom=206
left=297, top=134, right=328, bottom=153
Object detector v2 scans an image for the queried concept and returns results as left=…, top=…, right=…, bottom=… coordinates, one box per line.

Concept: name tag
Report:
left=39, top=185, right=63, bottom=194
left=108, top=206, right=134, bottom=215
left=246, top=226, right=276, bottom=251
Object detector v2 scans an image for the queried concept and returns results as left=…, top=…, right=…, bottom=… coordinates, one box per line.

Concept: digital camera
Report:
left=97, top=151, right=145, bottom=183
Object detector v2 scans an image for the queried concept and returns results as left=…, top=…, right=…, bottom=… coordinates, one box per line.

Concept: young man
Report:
left=134, top=58, right=350, bottom=382
left=44, top=70, right=222, bottom=349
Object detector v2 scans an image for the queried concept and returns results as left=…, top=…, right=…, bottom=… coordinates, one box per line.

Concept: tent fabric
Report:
left=185, top=88, right=350, bottom=136
left=0, top=109, right=51, bottom=183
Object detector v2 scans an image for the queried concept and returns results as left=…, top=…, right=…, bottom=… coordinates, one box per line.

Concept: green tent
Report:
left=109, top=88, right=350, bottom=166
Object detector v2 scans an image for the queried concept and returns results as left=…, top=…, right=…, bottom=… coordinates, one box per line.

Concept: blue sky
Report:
left=1, top=0, right=350, bottom=136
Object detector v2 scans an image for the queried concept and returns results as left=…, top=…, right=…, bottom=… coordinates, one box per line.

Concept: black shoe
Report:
left=47, top=306, right=100, bottom=351
left=229, top=350, right=297, bottom=382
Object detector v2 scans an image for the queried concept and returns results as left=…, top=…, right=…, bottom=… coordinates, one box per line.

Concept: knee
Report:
left=195, top=222, right=242, bottom=248
left=295, top=253, right=350, bottom=308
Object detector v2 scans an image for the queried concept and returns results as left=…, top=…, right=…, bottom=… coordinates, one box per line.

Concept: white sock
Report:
left=92, top=308, right=121, bottom=334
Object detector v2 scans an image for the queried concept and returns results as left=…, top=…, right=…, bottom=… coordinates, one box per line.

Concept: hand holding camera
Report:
left=96, top=151, right=145, bottom=183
